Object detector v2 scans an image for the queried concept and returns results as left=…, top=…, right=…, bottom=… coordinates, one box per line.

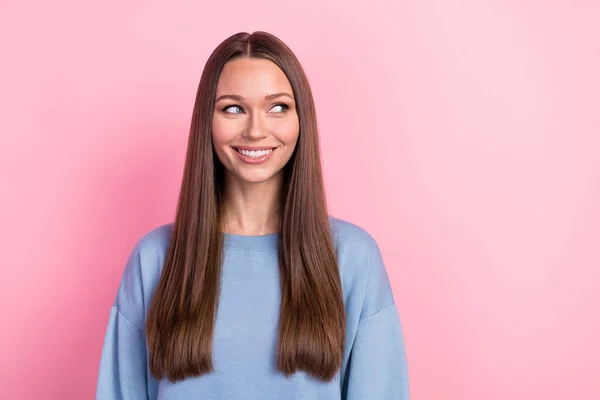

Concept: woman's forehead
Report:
left=216, top=58, right=292, bottom=98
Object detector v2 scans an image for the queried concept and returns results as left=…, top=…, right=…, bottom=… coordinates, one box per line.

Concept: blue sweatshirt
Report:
left=96, top=216, right=410, bottom=399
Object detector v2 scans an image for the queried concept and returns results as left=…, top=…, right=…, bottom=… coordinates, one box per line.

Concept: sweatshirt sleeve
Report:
left=96, top=243, right=153, bottom=400
left=342, top=238, right=411, bottom=399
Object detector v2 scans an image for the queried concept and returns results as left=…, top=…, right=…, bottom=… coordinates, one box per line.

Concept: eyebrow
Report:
left=215, top=92, right=294, bottom=102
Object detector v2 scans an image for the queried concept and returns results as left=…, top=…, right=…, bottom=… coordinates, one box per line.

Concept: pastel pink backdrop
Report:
left=1, top=0, right=598, bottom=399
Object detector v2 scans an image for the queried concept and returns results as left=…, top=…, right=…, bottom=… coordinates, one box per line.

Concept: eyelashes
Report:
left=221, top=102, right=291, bottom=114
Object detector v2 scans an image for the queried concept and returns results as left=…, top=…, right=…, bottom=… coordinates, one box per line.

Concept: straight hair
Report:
left=145, top=31, right=345, bottom=383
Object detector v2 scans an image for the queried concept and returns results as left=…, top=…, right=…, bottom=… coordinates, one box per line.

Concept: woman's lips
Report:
left=232, top=147, right=277, bottom=164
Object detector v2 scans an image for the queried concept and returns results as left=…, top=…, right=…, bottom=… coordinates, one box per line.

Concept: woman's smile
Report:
left=231, top=145, right=278, bottom=164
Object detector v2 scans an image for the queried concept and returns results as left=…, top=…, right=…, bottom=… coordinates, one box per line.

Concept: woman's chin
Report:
left=228, top=170, right=281, bottom=185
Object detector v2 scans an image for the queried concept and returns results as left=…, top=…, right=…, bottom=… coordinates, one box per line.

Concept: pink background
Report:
left=1, top=0, right=599, bottom=399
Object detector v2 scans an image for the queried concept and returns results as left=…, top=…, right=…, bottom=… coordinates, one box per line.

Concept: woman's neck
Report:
left=220, top=173, right=284, bottom=236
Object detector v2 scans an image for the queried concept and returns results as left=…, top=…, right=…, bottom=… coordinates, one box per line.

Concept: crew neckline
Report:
left=222, top=231, right=280, bottom=250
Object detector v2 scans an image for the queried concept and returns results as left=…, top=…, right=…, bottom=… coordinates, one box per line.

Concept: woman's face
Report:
left=212, top=57, right=300, bottom=185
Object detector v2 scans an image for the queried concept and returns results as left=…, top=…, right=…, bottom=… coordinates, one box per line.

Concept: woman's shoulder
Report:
left=112, top=222, right=175, bottom=325
left=328, top=215, right=380, bottom=253
left=327, top=215, right=386, bottom=274
left=328, top=215, right=395, bottom=321
left=125, top=221, right=175, bottom=277
left=133, top=221, right=174, bottom=253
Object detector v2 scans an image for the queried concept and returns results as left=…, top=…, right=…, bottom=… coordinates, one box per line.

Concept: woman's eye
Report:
left=223, top=105, right=244, bottom=114
left=270, top=103, right=290, bottom=113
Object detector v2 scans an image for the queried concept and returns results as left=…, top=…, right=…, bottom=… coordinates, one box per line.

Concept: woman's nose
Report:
left=241, top=114, right=267, bottom=140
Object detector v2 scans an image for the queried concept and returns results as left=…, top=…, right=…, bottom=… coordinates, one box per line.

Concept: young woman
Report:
left=96, top=31, right=410, bottom=399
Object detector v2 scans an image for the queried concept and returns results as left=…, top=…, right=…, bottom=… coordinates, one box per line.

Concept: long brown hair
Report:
left=145, top=31, right=345, bottom=383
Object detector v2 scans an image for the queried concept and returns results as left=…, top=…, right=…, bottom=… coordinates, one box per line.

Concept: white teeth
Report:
left=238, top=148, right=274, bottom=158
